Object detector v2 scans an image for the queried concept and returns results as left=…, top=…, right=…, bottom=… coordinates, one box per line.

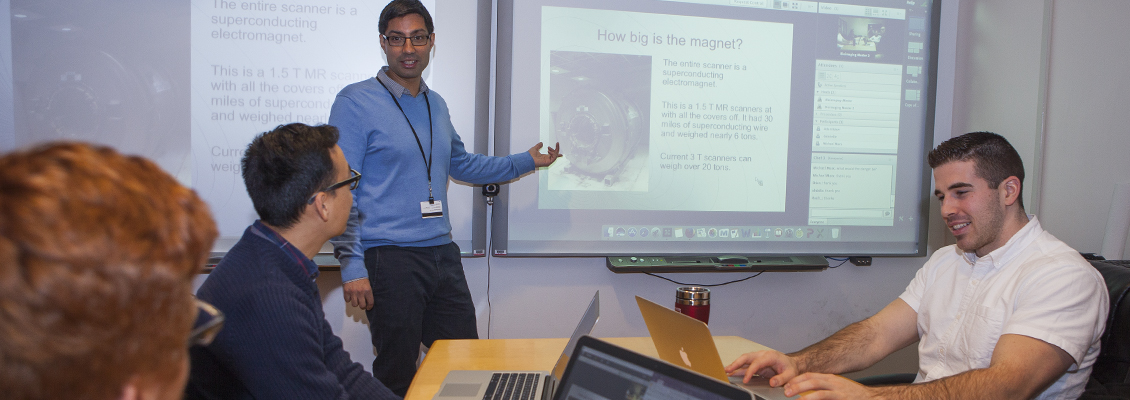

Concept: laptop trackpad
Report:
left=438, top=383, right=482, bottom=397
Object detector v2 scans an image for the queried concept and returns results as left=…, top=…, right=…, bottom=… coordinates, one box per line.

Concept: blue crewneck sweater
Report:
left=328, top=68, right=535, bottom=282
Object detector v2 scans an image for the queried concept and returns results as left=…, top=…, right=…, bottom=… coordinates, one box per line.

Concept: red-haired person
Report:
left=0, top=143, right=218, bottom=400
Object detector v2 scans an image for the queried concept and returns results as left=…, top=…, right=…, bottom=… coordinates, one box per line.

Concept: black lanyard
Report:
left=378, top=79, right=435, bottom=203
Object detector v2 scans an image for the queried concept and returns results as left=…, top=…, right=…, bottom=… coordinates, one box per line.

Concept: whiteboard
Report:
left=0, top=0, right=491, bottom=255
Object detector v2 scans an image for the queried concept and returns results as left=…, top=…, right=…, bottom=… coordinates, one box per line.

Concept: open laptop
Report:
left=554, top=335, right=752, bottom=400
left=635, top=296, right=797, bottom=400
left=433, top=291, right=600, bottom=400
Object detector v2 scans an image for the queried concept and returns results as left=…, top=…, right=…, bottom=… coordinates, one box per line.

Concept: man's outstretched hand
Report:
left=528, top=142, right=562, bottom=167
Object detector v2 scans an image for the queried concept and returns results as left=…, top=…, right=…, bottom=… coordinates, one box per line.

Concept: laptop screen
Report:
left=555, top=337, right=749, bottom=400
left=550, top=291, right=601, bottom=382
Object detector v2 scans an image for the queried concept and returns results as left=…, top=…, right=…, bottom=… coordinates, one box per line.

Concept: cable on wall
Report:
left=643, top=271, right=764, bottom=287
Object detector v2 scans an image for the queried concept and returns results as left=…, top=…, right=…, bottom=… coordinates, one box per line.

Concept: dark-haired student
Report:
left=186, top=123, right=399, bottom=400
left=726, top=132, right=1108, bottom=400
left=327, top=0, right=561, bottom=394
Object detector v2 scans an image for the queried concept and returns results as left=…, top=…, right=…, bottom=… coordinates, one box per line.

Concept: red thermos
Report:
left=675, top=286, right=710, bottom=324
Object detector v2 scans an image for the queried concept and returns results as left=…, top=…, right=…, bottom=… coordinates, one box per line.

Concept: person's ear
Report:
left=1001, top=176, right=1021, bottom=206
left=311, top=193, right=332, bottom=222
left=427, top=33, right=437, bottom=58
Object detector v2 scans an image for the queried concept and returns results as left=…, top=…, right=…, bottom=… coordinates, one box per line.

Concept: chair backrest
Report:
left=1089, top=260, right=1130, bottom=384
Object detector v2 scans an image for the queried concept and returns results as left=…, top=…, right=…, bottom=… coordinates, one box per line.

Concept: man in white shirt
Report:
left=727, top=131, right=1108, bottom=399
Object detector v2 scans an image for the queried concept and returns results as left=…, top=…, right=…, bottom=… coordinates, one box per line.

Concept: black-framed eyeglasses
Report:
left=190, top=299, right=224, bottom=347
left=384, top=34, right=431, bottom=47
left=307, top=168, right=361, bottom=204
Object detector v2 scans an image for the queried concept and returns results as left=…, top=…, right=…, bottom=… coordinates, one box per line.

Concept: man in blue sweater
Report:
left=186, top=123, right=400, bottom=400
left=327, top=0, right=560, bottom=395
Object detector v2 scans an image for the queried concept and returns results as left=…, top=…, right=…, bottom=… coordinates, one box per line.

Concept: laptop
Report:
left=433, top=291, right=600, bottom=400
left=635, top=296, right=797, bottom=400
left=554, top=335, right=752, bottom=400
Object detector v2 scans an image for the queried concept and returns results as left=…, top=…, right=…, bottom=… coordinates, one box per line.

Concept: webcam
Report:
left=482, top=183, right=501, bottom=206
left=482, top=183, right=500, bottom=197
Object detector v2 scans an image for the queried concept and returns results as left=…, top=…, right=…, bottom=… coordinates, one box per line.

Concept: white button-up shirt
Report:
left=899, top=216, right=1108, bottom=400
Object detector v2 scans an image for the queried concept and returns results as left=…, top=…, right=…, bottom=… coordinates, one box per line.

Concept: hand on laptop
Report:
left=725, top=350, right=799, bottom=387
left=781, top=372, right=873, bottom=399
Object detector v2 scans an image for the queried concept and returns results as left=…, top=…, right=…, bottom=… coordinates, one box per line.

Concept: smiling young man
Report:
left=326, top=0, right=562, bottom=395
left=726, top=132, right=1108, bottom=400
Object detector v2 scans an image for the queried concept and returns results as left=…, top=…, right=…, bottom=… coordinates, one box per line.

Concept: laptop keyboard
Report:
left=483, top=373, right=541, bottom=400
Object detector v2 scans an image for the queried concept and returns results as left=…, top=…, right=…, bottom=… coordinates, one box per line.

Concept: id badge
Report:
left=420, top=200, right=443, bottom=219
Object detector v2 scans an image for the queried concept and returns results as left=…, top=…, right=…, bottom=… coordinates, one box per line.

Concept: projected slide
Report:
left=190, top=0, right=387, bottom=236
left=495, top=0, right=940, bottom=256
left=538, top=7, right=793, bottom=213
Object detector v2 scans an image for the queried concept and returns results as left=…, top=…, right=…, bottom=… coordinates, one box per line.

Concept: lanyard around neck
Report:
left=377, top=78, right=436, bottom=203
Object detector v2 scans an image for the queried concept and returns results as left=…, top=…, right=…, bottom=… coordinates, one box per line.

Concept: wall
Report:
left=0, top=0, right=11, bottom=150
left=1037, top=0, right=1130, bottom=258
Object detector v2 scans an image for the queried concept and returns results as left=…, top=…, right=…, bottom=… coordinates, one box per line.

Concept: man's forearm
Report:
left=867, top=366, right=1043, bottom=400
left=790, top=318, right=888, bottom=375
left=861, top=333, right=1073, bottom=400
left=790, top=299, right=919, bottom=375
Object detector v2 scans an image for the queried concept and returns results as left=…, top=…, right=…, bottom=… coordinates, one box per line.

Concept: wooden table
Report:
left=405, top=336, right=771, bottom=400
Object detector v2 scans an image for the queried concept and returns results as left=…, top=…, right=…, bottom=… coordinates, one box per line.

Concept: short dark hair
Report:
left=379, top=0, right=434, bottom=35
left=242, top=123, right=340, bottom=229
left=928, top=131, right=1025, bottom=207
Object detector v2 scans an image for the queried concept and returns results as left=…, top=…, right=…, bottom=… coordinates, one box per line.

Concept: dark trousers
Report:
left=364, top=242, right=478, bottom=396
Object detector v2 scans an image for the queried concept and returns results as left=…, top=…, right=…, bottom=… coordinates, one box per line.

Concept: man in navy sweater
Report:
left=186, top=123, right=400, bottom=400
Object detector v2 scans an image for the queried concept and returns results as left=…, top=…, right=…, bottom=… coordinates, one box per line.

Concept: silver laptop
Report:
left=433, top=291, right=600, bottom=400
left=636, top=296, right=796, bottom=400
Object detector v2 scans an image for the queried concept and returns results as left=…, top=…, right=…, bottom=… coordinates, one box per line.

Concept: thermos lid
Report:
left=676, top=286, right=710, bottom=300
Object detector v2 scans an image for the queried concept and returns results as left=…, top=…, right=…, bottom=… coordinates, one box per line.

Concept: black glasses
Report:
left=190, top=299, right=224, bottom=347
left=384, top=34, right=430, bottom=47
left=308, top=168, right=361, bottom=204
